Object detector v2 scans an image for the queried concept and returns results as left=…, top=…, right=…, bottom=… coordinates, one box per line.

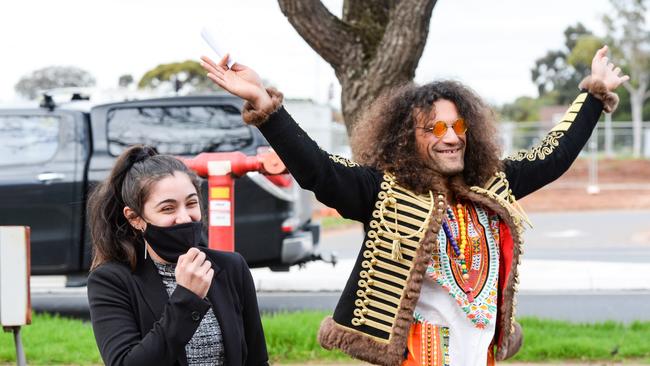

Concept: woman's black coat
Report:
left=87, top=248, right=268, bottom=366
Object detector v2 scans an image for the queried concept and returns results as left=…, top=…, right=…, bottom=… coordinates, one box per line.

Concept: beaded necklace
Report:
left=440, top=202, right=480, bottom=302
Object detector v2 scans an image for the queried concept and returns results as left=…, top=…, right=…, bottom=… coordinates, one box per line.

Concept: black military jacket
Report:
left=258, top=90, right=605, bottom=365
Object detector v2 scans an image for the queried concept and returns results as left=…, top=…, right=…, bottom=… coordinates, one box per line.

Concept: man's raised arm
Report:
left=200, top=55, right=381, bottom=222
left=504, top=45, right=629, bottom=200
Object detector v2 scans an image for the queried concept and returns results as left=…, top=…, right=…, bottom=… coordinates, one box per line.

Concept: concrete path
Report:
left=246, top=258, right=650, bottom=293
left=32, top=257, right=650, bottom=294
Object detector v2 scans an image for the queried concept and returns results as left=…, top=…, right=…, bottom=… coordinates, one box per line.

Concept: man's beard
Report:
left=425, top=145, right=465, bottom=176
left=430, top=160, right=464, bottom=176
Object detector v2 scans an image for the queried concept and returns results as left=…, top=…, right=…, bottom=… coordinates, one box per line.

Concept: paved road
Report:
left=257, top=290, right=650, bottom=323
left=321, top=210, right=650, bottom=262
left=30, top=210, right=650, bottom=322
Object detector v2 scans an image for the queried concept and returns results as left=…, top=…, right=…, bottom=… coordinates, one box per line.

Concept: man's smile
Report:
left=434, top=147, right=463, bottom=154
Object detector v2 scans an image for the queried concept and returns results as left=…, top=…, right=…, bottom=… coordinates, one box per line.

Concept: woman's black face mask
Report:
left=143, top=221, right=203, bottom=263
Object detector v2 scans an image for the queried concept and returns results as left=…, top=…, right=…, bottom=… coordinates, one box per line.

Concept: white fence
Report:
left=500, top=120, right=650, bottom=158
left=332, top=121, right=650, bottom=159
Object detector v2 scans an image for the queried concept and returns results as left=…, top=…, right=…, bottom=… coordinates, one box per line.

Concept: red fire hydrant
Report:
left=180, top=151, right=286, bottom=252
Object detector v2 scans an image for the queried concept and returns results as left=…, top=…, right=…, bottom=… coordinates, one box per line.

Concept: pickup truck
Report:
left=0, top=92, right=322, bottom=278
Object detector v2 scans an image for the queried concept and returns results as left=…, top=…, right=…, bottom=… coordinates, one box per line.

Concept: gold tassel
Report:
left=391, top=238, right=403, bottom=261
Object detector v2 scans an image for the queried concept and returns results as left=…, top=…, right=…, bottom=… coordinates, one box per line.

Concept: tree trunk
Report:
left=630, top=90, right=644, bottom=157
left=624, top=77, right=649, bottom=158
left=278, top=0, right=438, bottom=135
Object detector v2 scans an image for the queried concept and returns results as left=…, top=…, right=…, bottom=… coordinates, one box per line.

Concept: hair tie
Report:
left=128, top=146, right=158, bottom=170
left=114, top=146, right=158, bottom=205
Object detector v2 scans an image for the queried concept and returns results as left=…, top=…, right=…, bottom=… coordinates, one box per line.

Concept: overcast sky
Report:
left=0, top=0, right=631, bottom=106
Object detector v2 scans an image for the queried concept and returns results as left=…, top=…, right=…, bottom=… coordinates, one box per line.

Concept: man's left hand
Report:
left=591, top=45, right=630, bottom=91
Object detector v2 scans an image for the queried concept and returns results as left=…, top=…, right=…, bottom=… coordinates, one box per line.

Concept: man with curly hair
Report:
left=200, top=46, right=628, bottom=365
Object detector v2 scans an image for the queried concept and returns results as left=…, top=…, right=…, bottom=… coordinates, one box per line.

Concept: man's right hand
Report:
left=200, top=55, right=274, bottom=114
left=175, top=247, right=213, bottom=299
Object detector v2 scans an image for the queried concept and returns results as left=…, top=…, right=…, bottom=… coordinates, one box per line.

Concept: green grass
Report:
left=0, top=313, right=101, bottom=365
left=511, top=317, right=650, bottom=363
left=319, top=216, right=360, bottom=231
left=262, top=311, right=352, bottom=362
left=2, top=312, right=650, bottom=364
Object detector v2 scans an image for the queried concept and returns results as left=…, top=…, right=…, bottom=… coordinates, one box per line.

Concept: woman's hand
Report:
left=200, top=55, right=273, bottom=112
left=591, top=45, right=630, bottom=91
left=175, top=247, right=213, bottom=299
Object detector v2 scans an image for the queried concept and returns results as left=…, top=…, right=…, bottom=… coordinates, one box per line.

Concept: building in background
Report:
left=284, top=99, right=351, bottom=157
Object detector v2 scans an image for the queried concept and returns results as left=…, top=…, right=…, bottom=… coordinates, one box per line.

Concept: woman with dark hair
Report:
left=199, top=46, right=627, bottom=366
left=86, top=145, right=268, bottom=366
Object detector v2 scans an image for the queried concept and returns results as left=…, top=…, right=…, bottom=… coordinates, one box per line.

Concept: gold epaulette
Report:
left=470, top=172, right=532, bottom=228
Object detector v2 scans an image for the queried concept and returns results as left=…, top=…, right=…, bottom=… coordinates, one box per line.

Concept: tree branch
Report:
left=341, top=0, right=398, bottom=64
left=623, top=80, right=635, bottom=94
left=343, top=0, right=397, bottom=25
left=278, top=0, right=355, bottom=69
left=368, top=0, right=438, bottom=85
left=640, top=73, right=650, bottom=100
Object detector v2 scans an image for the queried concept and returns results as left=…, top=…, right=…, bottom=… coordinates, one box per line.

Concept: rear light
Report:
left=282, top=217, right=300, bottom=233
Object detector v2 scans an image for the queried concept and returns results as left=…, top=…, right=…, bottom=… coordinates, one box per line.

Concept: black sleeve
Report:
left=504, top=92, right=604, bottom=199
left=87, top=266, right=210, bottom=366
left=257, top=107, right=381, bottom=222
left=236, top=253, right=269, bottom=366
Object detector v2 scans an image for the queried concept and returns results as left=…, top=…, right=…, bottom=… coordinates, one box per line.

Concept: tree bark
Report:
left=278, top=0, right=438, bottom=134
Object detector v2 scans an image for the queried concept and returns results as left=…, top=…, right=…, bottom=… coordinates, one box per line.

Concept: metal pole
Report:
left=207, top=173, right=235, bottom=252
left=605, top=113, right=613, bottom=158
left=13, top=327, right=26, bottom=366
left=587, top=126, right=600, bottom=194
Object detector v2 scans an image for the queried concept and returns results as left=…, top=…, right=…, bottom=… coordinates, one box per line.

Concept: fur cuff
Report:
left=318, top=317, right=405, bottom=366
left=241, top=87, right=284, bottom=126
left=578, top=76, right=619, bottom=113
left=496, top=321, right=523, bottom=361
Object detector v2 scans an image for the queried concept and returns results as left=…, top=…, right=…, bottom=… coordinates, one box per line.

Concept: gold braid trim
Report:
left=508, top=92, right=587, bottom=162
left=368, top=226, right=421, bottom=250
left=351, top=173, right=443, bottom=341
left=318, top=179, right=446, bottom=365
left=470, top=172, right=532, bottom=228
left=377, top=180, right=434, bottom=261
left=329, top=154, right=360, bottom=167
left=368, top=239, right=417, bottom=258
left=362, top=254, right=410, bottom=277
left=508, top=131, right=564, bottom=162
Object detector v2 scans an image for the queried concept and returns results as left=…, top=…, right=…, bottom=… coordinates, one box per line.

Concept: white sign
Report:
left=0, top=226, right=31, bottom=326
left=209, top=200, right=231, bottom=226
left=210, top=200, right=231, bottom=211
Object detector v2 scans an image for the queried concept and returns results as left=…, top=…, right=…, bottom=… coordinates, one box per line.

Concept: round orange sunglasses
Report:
left=416, top=118, right=467, bottom=138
